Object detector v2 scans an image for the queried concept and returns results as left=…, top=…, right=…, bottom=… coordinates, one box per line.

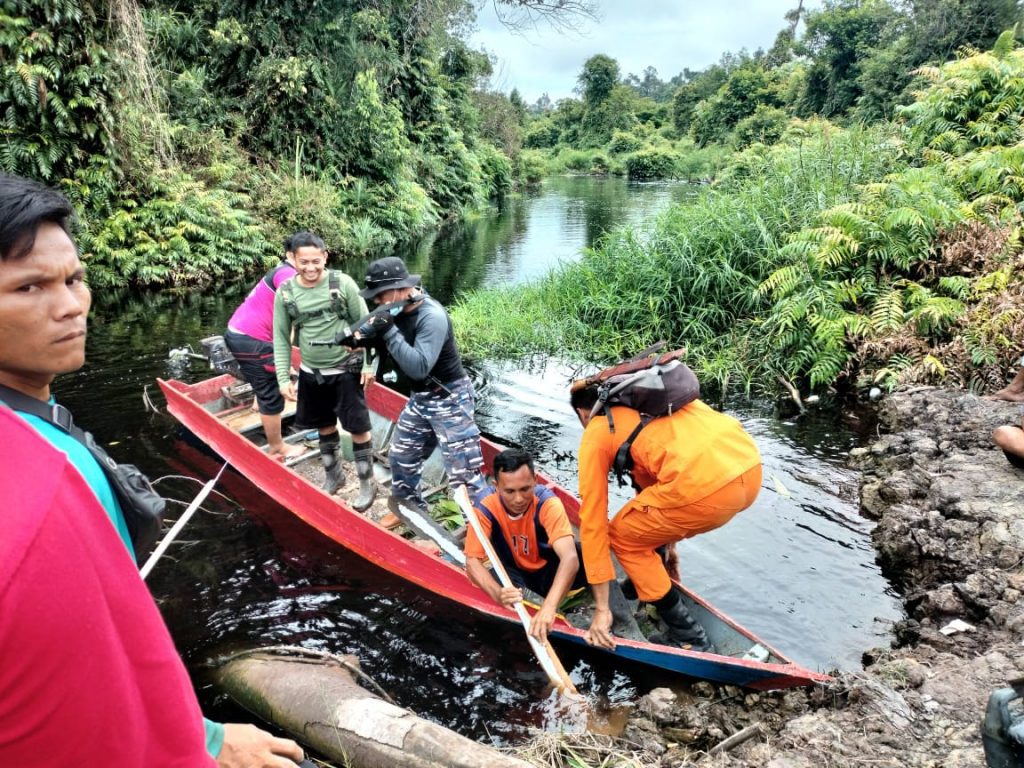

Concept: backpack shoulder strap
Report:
left=263, top=263, right=287, bottom=291
left=0, top=383, right=80, bottom=439
left=278, top=275, right=300, bottom=323
left=0, top=384, right=121, bottom=476
left=328, top=270, right=346, bottom=318
left=613, top=417, right=651, bottom=488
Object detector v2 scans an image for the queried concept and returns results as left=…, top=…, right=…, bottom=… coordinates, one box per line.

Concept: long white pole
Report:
left=454, top=486, right=578, bottom=694
left=141, top=462, right=229, bottom=580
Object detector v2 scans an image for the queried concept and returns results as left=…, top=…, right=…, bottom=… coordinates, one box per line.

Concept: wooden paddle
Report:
left=453, top=486, right=579, bottom=695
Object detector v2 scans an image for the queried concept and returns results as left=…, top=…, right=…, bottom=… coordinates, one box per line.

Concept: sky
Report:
left=470, top=0, right=821, bottom=103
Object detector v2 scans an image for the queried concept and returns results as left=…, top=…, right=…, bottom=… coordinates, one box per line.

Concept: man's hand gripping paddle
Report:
left=454, top=486, right=580, bottom=697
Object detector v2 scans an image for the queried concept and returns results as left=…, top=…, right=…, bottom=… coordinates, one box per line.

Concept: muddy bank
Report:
left=531, top=387, right=1023, bottom=767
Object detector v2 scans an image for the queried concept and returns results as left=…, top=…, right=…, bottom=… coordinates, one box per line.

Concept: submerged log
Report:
left=216, top=651, right=532, bottom=768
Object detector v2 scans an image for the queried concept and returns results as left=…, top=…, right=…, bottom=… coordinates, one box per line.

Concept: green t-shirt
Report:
left=272, top=270, right=371, bottom=389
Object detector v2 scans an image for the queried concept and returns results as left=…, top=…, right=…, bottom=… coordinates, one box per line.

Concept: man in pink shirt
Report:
left=0, top=172, right=307, bottom=767
left=225, top=237, right=304, bottom=458
left=0, top=405, right=218, bottom=765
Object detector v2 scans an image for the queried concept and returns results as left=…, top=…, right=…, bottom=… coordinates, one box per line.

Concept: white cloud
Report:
left=470, top=0, right=821, bottom=103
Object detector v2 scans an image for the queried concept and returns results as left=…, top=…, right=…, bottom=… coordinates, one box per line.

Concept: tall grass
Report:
left=453, top=122, right=904, bottom=389
left=458, top=41, right=1024, bottom=395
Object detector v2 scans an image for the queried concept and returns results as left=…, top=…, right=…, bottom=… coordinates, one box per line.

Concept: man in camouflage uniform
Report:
left=355, top=257, right=484, bottom=511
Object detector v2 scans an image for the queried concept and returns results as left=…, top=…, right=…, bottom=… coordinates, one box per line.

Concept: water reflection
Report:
left=385, top=177, right=697, bottom=303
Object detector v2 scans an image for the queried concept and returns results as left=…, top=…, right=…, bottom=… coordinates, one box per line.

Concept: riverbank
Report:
left=524, top=386, right=1023, bottom=767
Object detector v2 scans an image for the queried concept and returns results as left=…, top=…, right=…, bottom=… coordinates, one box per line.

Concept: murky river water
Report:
left=61, top=176, right=902, bottom=742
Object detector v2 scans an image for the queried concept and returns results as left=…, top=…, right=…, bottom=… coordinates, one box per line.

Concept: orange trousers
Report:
left=608, top=465, right=762, bottom=602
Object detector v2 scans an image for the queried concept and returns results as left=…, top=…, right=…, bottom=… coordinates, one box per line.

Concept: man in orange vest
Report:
left=570, top=384, right=762, bottom=652
left=464, top=449, right=586, bottom=643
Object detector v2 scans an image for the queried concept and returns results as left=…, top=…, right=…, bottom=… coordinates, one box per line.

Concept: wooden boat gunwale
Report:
left=157, top=373, right=832, bottom=690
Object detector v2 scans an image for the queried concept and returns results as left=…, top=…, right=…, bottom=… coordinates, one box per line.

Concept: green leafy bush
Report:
left=560, top=149, right=599, bottom=172
left=900, top=30, right=1024, bottom=158
left=80, top=172, right=274, bottom=289
left=516, top=150, right=549, bottom=184
left=624, top=149, right=679, bottom=180
left=250, top=172, right=350, bottom=256
left=760, top=165, right=967, bottom=387
left=360, top=179, right=439, bottom=243
left=675, top=144, right=730, bottom=181
left=523, top=119, right=561, bottom=149
left=475, top=144, right=513, bottom=197
left=734, top=106, right=789, bottom=148
left=346, top=216, right=394, bottom=256
left=0, top=0, right=117, bottom=181
left=607, top=131, right=644, bottom=155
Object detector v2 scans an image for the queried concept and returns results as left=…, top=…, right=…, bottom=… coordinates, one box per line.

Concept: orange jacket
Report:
left=464, top=486, right=574, bottom=573
left=577, top=400, right=761, bottom=584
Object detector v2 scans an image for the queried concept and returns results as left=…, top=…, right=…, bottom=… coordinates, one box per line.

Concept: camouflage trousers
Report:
left=389, top=376, right=485, bottom=507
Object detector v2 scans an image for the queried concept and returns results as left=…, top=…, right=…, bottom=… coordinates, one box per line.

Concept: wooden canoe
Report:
left=157, top=373, right=831, bottom=690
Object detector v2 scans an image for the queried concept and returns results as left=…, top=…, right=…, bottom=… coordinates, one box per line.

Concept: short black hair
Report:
left=289, top=230, right=325, bottom=252
left=493, top=448, right=534, bottom=479
left=0, top=174, right=74, bottom=261
left=569, top=385, right=599, bottom=412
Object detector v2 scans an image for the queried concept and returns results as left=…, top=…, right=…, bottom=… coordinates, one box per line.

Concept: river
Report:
left=62, top=176, right=902, bottom=742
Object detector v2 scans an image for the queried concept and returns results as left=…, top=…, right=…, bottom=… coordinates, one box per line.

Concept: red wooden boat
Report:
left=157, top=372, right=831, bottom=690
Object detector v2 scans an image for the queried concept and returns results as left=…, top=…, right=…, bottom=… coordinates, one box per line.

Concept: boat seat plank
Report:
left=220, top=405, right=297, bottom=434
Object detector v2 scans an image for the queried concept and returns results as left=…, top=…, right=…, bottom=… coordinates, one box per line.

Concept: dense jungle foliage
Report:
left=0, top=0, right=533, bottom=287
left=6, top=0, right=1024, bottom=395
left=514, top=0, right=1023, bottom=182
left=453, top=25, right=1024, bottom=397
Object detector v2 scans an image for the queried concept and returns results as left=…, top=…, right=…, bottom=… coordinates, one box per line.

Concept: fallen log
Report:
left=215, top=650, right=533, bottom=768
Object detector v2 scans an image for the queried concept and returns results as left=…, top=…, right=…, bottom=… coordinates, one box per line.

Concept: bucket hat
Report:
left=358, top=256, right=421, bottom=299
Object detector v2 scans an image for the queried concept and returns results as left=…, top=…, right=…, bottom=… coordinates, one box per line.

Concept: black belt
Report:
left=411, top=376, right=460, bottom=397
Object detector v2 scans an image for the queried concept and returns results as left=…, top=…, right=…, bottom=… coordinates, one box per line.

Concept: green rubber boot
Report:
left=320, top=437, right=344, bottom=495
left=352, top=446, right=376, bottom=512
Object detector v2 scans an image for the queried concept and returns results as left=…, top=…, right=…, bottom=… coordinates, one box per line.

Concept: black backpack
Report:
left=576, top=347, right=701, bottom=486
left=0, top=384, right=165, bottom=560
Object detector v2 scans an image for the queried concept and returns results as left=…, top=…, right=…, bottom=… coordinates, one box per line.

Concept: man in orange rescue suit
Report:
left=570, top=384, right=762, bottom=653
left=464, top=448, right=587, bottom=643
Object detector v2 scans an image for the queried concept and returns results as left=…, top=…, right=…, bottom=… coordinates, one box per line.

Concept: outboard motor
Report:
left=199, top=335, right=241, bottom=378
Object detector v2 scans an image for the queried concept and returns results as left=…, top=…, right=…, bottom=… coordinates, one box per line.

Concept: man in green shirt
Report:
left=272, top=232, right=376, bottom=510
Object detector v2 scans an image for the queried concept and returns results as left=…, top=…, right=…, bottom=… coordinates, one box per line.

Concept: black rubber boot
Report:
left=619, top=577, right=638, bottom=601
left=319, top=433, right=344, bottom=495
left=352, top=443, right=376, bottom=512
left=650, top=589, right=714, bottom=653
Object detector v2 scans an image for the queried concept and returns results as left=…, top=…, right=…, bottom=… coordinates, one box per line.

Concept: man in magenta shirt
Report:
left=225, top=237, right=304, bottom=458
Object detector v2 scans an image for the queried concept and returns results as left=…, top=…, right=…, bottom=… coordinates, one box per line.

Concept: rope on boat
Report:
left=142, top=384, right=162, bottom=414
left=215, top=645, right=396, bottom=705
left=141, top=462, right=229, bottom=580
left=150, top=473, right=239, bottom=507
